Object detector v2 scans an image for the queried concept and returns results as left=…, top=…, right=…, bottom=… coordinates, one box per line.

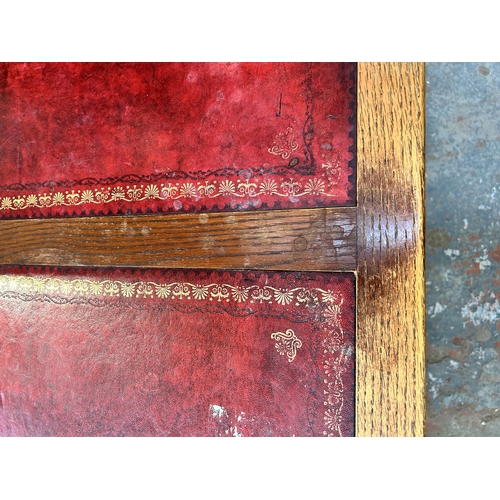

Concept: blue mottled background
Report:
left=426, top=62, right=500, bottom=435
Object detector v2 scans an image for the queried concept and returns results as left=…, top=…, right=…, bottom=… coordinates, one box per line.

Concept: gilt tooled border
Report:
left=0, top=162, right=350, bottom=217
left=0, top=270, right=353, bottom=437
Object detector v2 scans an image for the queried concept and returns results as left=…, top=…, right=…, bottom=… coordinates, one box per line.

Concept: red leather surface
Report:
left=0, top=63, right=355, bottom=218
left=0, top=266, right=355, bottom=436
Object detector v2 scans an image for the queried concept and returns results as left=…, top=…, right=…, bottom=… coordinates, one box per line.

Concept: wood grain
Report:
left=356, top=63, right=426, bottom=436
left=0, top=208, right=356, bottom=271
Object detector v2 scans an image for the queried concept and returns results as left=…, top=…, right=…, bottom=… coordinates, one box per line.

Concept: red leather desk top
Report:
left=0, top=62, right=355, bottom=218
left=0, top=266, right=355, bottom=436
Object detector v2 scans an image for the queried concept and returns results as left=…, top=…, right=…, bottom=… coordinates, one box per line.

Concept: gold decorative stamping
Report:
left=267, top=127, right=299, bottom=160
left=271, top=329, right=302, bottom=362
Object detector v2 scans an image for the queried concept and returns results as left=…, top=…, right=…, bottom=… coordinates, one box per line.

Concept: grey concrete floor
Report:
left=426, top=62, right=500, bottom=436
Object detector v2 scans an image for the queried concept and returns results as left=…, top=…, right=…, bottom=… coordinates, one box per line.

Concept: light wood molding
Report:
left=356, top=62, right=425, bottom=436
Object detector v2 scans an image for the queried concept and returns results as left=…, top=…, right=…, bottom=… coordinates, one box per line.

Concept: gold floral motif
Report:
left=52, top=192, right=65, bottom=205
left=271, top=329, right=302, bottom=362
left=154, top=284, right=171, bottom=298
left=322, top=159, right=342, bottom=186
left=191, top=284, right=209, bottom=300
left=95, top=190, right=110, bottom=203
left=136, top=282, right=153, bottom=298
left=237, top=180, right=257, bottom=196
left=179, top=183, right=197, bottom=198
left=250, top=287, right=272, bottom=304
left=321, top=290, right=340, bottom=304
left=197, top=182, right=216, bottom=197
left=1, top=197, right=12, bottom=209
left=104, top=282, right=120, bottom=296
left=60, top=281, right=74, bottom=294
left=210, top=284, right=230, bottom=302
left=26, top=194, right=38, bottom=206
left=0, top=276, right=341, bottom=313
left=324, top=408, right=342, bottom=434
left=81, top=190, right=95, bottom=203
left=38, top=194, right=52, bottom=206
left=0, top=169, right=345, bottom=213
left=322, top=329, right=348, bottom=437
left=13, top=196, right=25, bottom=209
left=66, top=191, right=80, bottom=204
left=89, top=281, right=103, bottom=295
left=304, top=178, right=326, bottom=195
left=121, top=282, right=136, bottom=297
left=160, top=183, right=178, bottom=198
left=231, top=287, right=248, bottom=303
left=144, top=185, right=160, bottom=199
left=281, top=178, right=301, bottom=196
left=267, top=127, right=299, bottom=160
left=259, top=179, right=278, bottom=195
left=172, top=283, right=190, bottom=299
left=111, top=187, right=125, bottom=200
left=274, top=288, right=294, bottom=305
left=219, top=180, right=236, bottom=195
left=324, top=304, right=342, bottom=327
left=295, top=289, right=319, bottom=306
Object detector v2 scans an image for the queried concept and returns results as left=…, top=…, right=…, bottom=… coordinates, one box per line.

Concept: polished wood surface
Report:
left=356, top=62, right=425, bottom=436
left=0, top=63, right=425, bottom=436
left=0, top=208, right=356, bottom=271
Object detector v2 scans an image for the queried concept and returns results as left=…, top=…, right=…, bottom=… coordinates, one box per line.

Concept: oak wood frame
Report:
left=0, top=63, right=425, bottom=436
